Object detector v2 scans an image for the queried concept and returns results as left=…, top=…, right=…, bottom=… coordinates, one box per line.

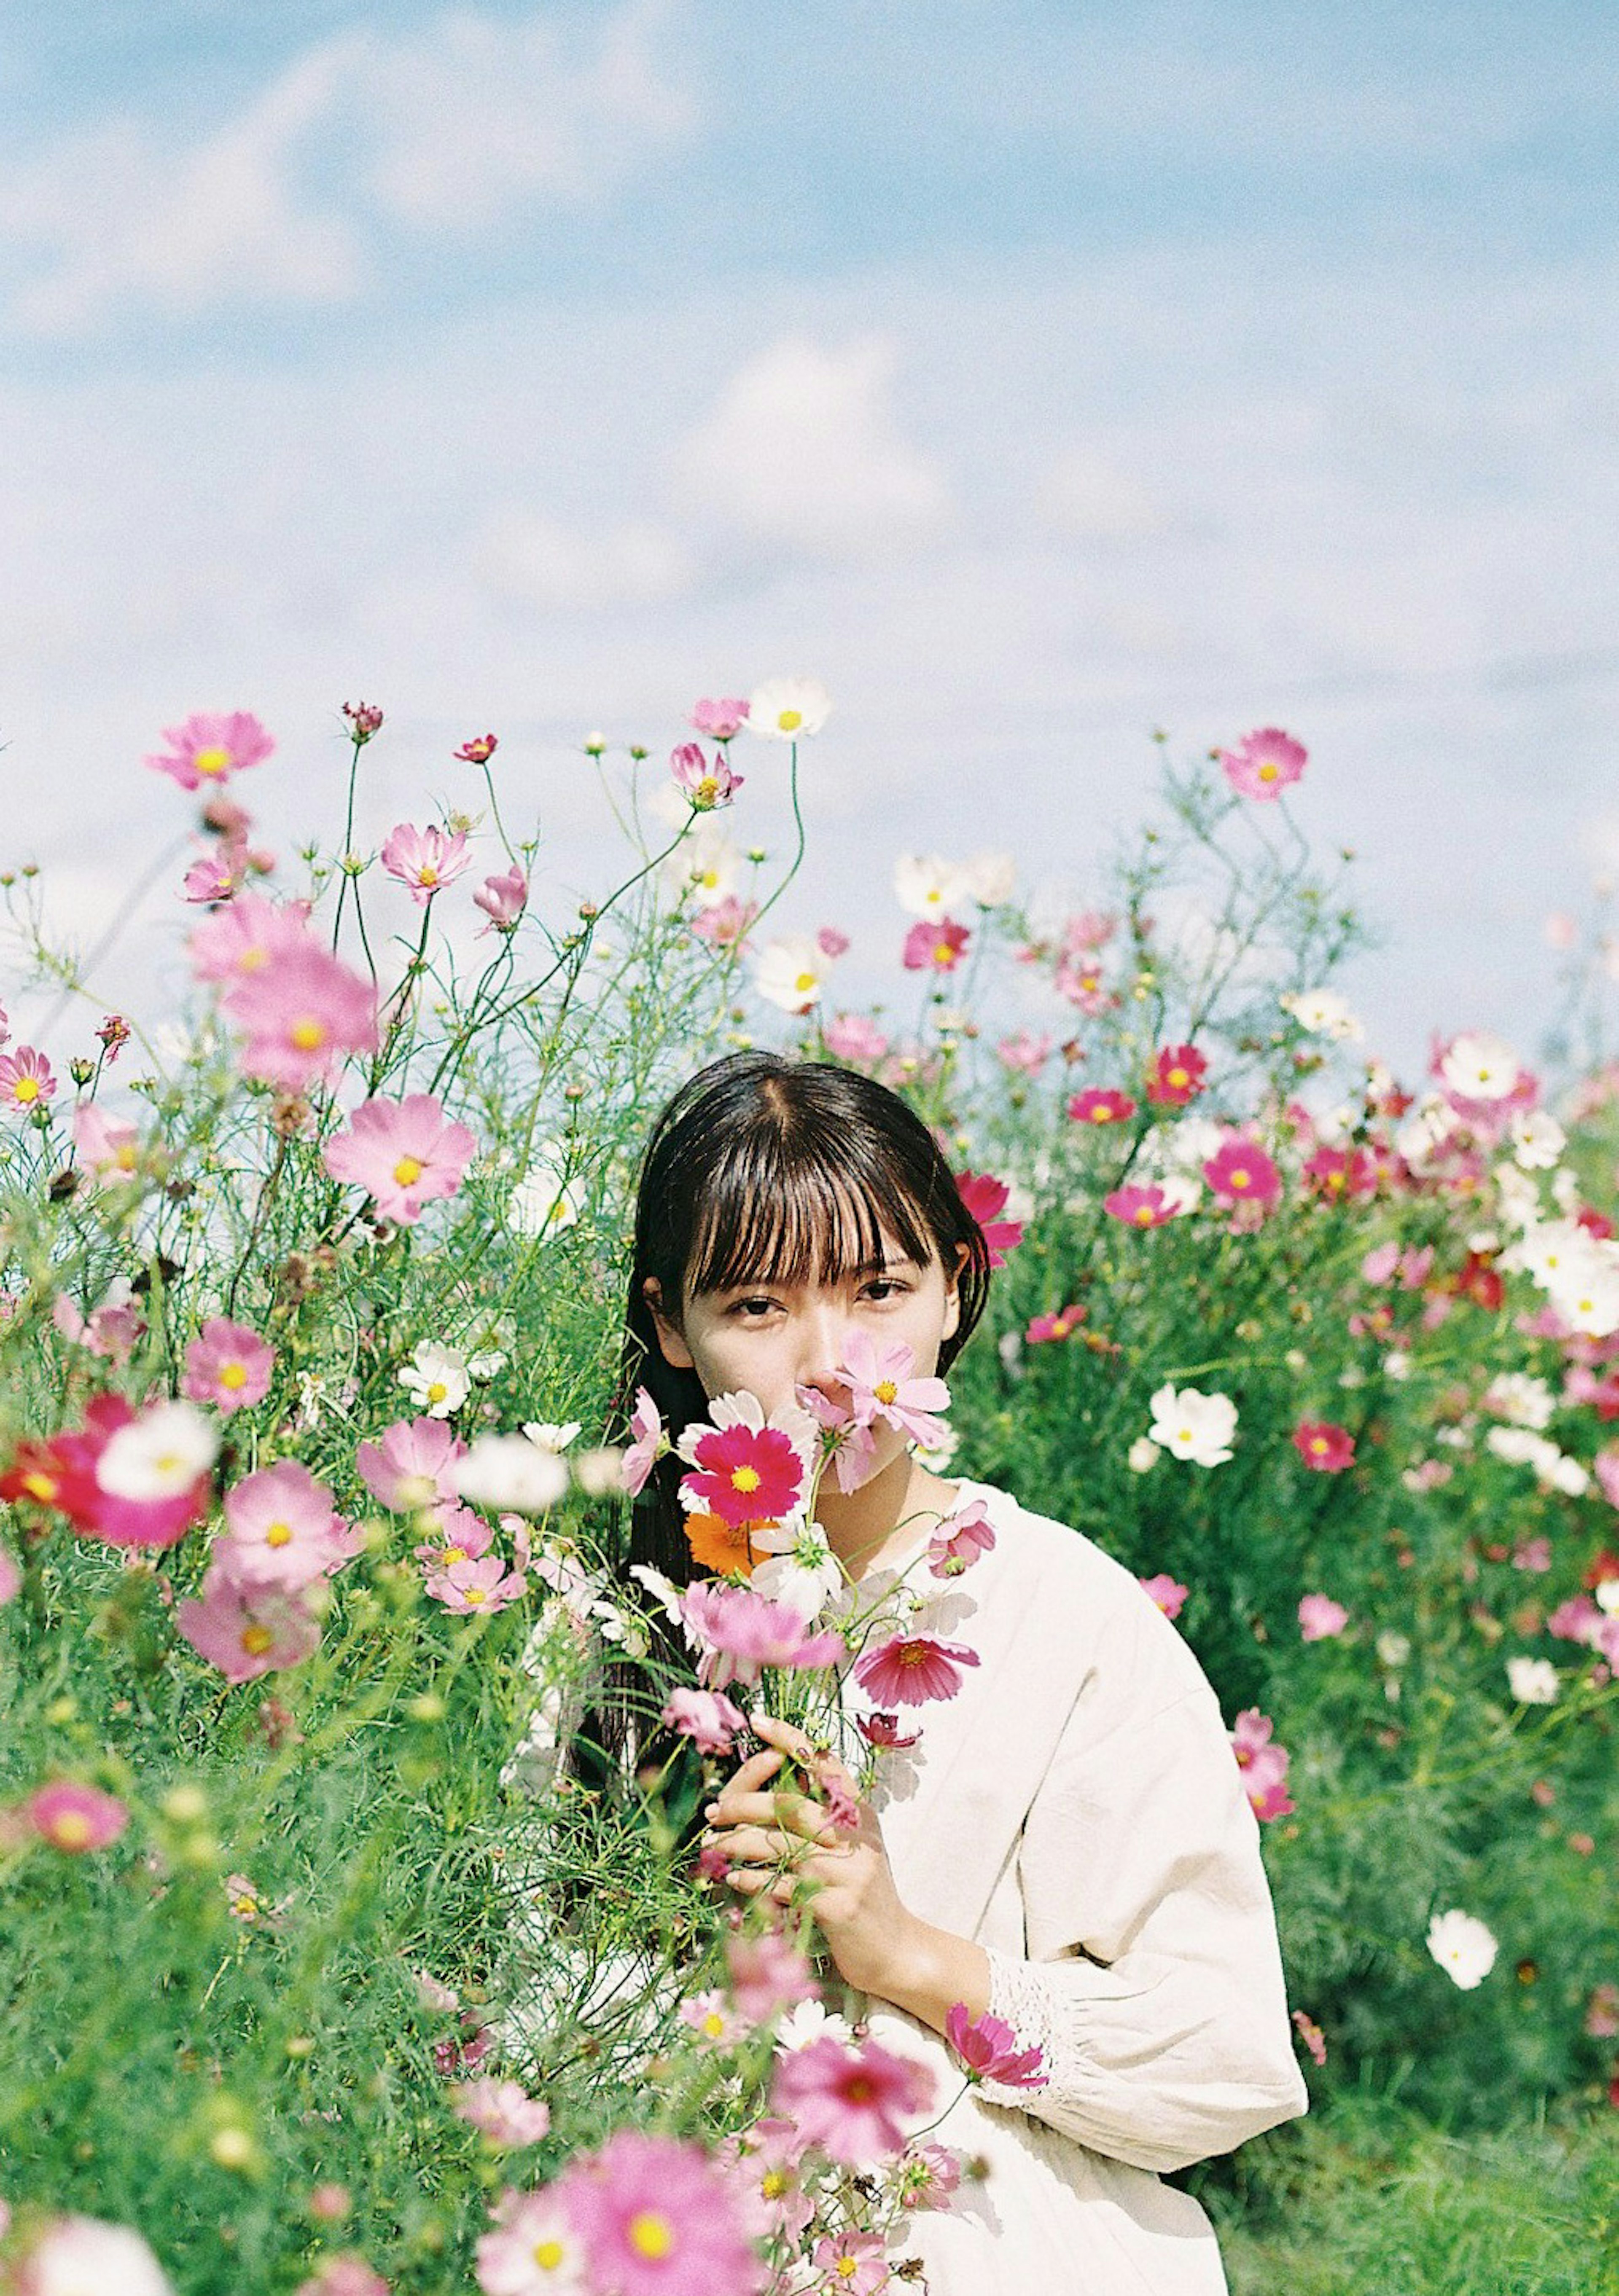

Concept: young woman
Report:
left=623, top=1049, right=1308, bottom=2294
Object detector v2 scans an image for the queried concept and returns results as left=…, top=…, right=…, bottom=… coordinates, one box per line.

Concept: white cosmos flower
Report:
left=663, top=815, right=744, bottom=909
left=1282, top=988, right=1364, bottom=1041
left=1395, top=1096, right=1460, bottom=1170
left=750, top=1517, right=844, bottom=1622
left=1439, top=1031, right=1521, bottom=1102
left=1492, top=1163, right=1543, bottom=1227
left=1485, top=1426, right=1589, bottom=1494
left=746, top=677, right=831, bottom=741
left=1426, top=1908, right=1498, bottom=1990
left=1510, top=1109, right=1565, bottom=1170
left=18, top=2215, right=176, bottom=2296
left=96, top=1401, right=218, bottom=1498
left=452, top=1434, right=569, bottom=1513
left=1126, top=1435, right=1160, bottom=1473
left=964, top=849, right=1016, bottom=907
left=1595, top=1576, right=1619, bottom=1617
left=1147, top=1383, right=1237, bottom=1467
left=1506, top=1656, right=1559, bottom=1705
left=1482, top=1373, right=1554, bottom=1430
left=1376, top=1630, right=1411, bottom=1668
left=398, top=1341, right=471, bottom=1418
left=525, top=1421, right=582, bottom=1453
left=753, top=935, right=827, bottom=1014
left=893, top=853, right=974, bottom=919
left=508, top=1149, right=584, bottom=1240
left=571, top=1446, right=626, bottom=1497
left=774, top=1999, right=854, bottom=2055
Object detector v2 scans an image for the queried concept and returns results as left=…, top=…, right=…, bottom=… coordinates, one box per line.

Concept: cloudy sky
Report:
left=3, top=0, right=1616, bottom=1074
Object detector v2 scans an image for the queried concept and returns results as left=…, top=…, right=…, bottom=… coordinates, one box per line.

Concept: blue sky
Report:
left=2, top=0, right=1616, bottom=1073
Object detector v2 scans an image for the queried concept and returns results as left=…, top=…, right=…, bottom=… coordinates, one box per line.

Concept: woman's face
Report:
left=646, top=1224, right=963, bottom=1471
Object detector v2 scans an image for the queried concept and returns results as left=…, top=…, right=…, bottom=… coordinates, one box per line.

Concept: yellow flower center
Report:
left=696, top=777, right=719, bottom=804
left=761, top=2168, right=788, bottom=2199
left=1258, top=760, right=1278, bottom=781
left=219, top=1362, right=248, bottom=1390
left=627, top=2212, right=674, bottom=2260
left=794, top=971, right=817, bottom=993
left=22, top=1470, right=57, bottom=1501
left=443, top=1546, right=467, bottom=1567
left=1054, top=1317, right=1072, bottom=1337
left=836, top=2261, right=860, bottom=2281
left=463, top=1586, right=487, bottom=1604
left=239, top=945, right=268, bottom=972
left=114, top=1145, right=138, bottom=1170
left=777, top=709, right=803, bottom=733
left=933, top=941, right=954, bottom=964
left=13, top=1077, right=39, bottom=1104
left=1231, top=1168, right=1251, bottom=1188
left=1177, top=1426, right=1193, bottom=1444
left=874, top=1379, right=898, bottom=1404
left=241, top=1624, right=275, bottom=1655
left=394, top=1156, right=424, bottom=1186
left=1310, top=1438, right=1328, bottom=1455
left=701, top=2010, right=725, bottom=2037
left=698, top=868, right=720, bottom=889
left=232, top=1893, right=258, bottom=1917
left=533, top=2239, right=566, bottom=2271
left=899, top=1645, right=926, bottom=1668
left=1167, top=1066, right=1189, bottom=1089
left=730, top=1465, right=761, bottom=1494
left=1089, top=1106, right=1112, bottom=1122
left=48, top=1811, right=93, bottom=1848
left=289, top=1018, right=327, bottom=1052
left=418, top=867, right=439, bottom=887
left=426, top=1381, right=448, bottom=1404
left=193, top=746, right=231, bottom=776
left=1134, top=1205, right=1156, bottom=1225
left=264, top=1522, right=293, bottom=1548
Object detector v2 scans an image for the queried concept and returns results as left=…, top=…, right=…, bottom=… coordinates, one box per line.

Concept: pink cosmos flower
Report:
left=451, top=2077, right=551, bottom=2148
left=769, top=2035, right=933, bottom=2165
left=856, top=1710, right=921, bottom=1751
left=681, top=1582, right=844, bottom=1689
left=294, top=2258, right=390, bottom=2296
left=680, top=1418, right=807, bottom=1528
left=1140, top=1573, right=1188, bottom=1620
left=73, top=1101, right=140, bottom=1178
left=323, top=1094, right=478, bottom=1226
left=944, top=2003, right=1048, bottom=2089
left=823, top=1012, right=889, bottom=1063
left=1299, top=1593, right=1350, bottom=1641
left=622, top=1388, right=663, bottom=1497
left=182, top=848, right=244, bottom=904
left=1292, top=2009, right=1327, bottom=2068
left=414, top=1503, right=495, bottom=1573
left=1360, top=1241, right=1400, bottom=1285
left=678, top=1989, right=742, bottom=2046
left=24, top=1780, right=130, bottom=1853
left=854, top=1633, right=980, bottom=1708
left=1145, top=1044, right=1208, bottom=1108
left=1204, top=1139, right=1282, bottom=1211
left=812, top=2231, right=887, bottom=2293
left=380, top=822, right=473, bottom=904
left=1293, top=1421, right=1355, bottom=1473
left=1068, top=1088, right=1136, bottom=1126
left=902, top=916, right=970, bottom=972
left=225, top=939, right=378, bottom=1090
left=1302, top=1145, right=1378, bottom=1200
left=898, top=2143, right=963, bottom=2211
left=188, top=889, right=312, bottom=985
left=689, top=894, right=757, bottom=948
left=1231, top=1708, right=1294, bottom=1822
left=661, top=1686, right=747, bottom=1754
left=0, top=1047, right=56, bottom=1114
left=954, top=1168, right=1024, bottom=1266
left=145, top=709, right=275, bottom=791
left=1218, top=726, right=1307, bottom=801
left=669, top=742, right=744, bottom=811
left=177, top=1573, right=322, bottom=1683
left=720, top=2119, right=812, bottom=2242
left=0, top=1546, right=20, bottom=1605
left=795, top=1382, right=881, bottom=1494
left=927, top=1498, right=996, bottom=1577
left=425, top=1553, right=526, bottom=1615
left=1055, top=956, right=1114, bottom=1014
left=358, top=1417, right=467, bottom=1512
left=836, top=1332, right=951, bottom=1450
left=1512, top=1536, right=1552, bottom=1573
left=454, top=733, right=498, bottom=763
left=475, top=2186, right=585, bottom=2296
left=182, top=1317, right=275, bottom=1413
left=816, top=925, right=850, bottom=958
left=52, top=1290, right=146, bottom=1366
left=691, top=697, right=750, bottom=741
left=1026, top=1303, right=1086, bottom=1343
left=1103, top=1183, right=1175, bottom=1229
left=565, top=2129, right=760, bottom=2296
left=473, top=866, right=528, bottom=932
left=215, top=1461, right=352, bottom=1591
left=997, top=1030, right=1052, bottom=1074
left=725, top=1928, right=819, bottom=2025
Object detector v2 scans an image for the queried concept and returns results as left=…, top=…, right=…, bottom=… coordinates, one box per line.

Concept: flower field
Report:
left=0, top=692, right=1616, bottom=2294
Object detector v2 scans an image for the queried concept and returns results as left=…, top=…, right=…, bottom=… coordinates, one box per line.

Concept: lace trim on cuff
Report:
left=982, top=1945, right=1065, bottom=2111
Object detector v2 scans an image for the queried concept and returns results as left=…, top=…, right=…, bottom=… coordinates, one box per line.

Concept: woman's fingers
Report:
left=706, top=1787, right=832, bottom=1842
left=722, top=1747, right=784, bottom=1794
left=749, top=1713, right=821, bottom=1766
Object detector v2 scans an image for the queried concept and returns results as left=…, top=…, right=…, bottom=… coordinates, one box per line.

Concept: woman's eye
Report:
left=732, top=1297, right=779, bottom=1319
left=863, top=1278, right=908, bottom=1302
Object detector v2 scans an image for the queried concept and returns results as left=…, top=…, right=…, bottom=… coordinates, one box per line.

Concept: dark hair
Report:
left=613, top=1050, right=993, bottom=1589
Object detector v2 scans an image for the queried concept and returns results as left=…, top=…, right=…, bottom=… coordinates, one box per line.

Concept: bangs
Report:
left=683, top=1117, right=939, bottom=1300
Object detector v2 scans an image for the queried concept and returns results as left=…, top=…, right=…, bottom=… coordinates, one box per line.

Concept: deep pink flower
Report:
left=691, top=697, right=750, bottom=741
left=413, top=1503, right=494, bottom=1573
left=216, top=1460, right=352, bottom=1592
left=1230, top=1708, right=1294, bottom=1821
left=52, top=1290, right=146, bottom=1366
left=73, top=1102, right=140, bottom=1179
left=182, top=1317, right=275, bottom=1413
left=954, top=1168, right=1023, bottom=1266
left=0, top=1047, right=56, bottom=1115
left=770, top=2035, right=933, bottom=2165
left=927, top=1498, right=996, bottom=1577
left=669, top=742, right=744, bottom=811
left=188, top=890, right=311, bottom=985
left=450, top=2077, right=551, bottom=2148
left=680, top=1417, right=807, bottom=1528
left=836, top=1332, right=951, bottom=1450
left=380, top=822, right=472, bottom=905
left=145, top=710, right=274, bottom=791
left=724, top=1928, right=820, bottom=2025
left=323, top=1094, right=478, bottom=1226
left=177, top=1573, right=322, bottom=1683
left=1293, top=1421, right=1355, bottom=1473
left=357, top=1417, right=467, bottom=1512
left=565, top=2128, right=760, bottom=2296
left=661, top=1686, right=747, bottom=1754
left=1298, top=1593, right=1349, bottom=1641
left=1302, top=1145, right=1378, bottom=1201
left=1204, top=1139, right=1282, bottom=1210
left=811, top=2231, right=887, bottom=2293
left=944, top=2002, right=1048, bottom=2089
left=856, top=1709, right=921, bottom=1751
left=345, top=701, right=385, bottom=742
left=454, top=733, right=498, bottom=763
left=24, top=1780, right=129, bottom=1853
left=472, top=866, right=527, bottom=932
left=1140, top=1573, right=1188, bottom=1620
left=1145, top=1044, right=1208, bottom=1108
left=622, top=1388, right=663, bottom=1497
left=1025, top=1303, right=1085, bottom=1343
left=1218, top=726, right=1307, bottom=801
left=854, top=1633, right=980, bottom=1707
left=997, top=1030, right=1052, bottom=1074
left=1068, top=1088, right=1136, bottom=1126
left=1104, top=1183, right=1175, bottom=1229
left=902, top=916, right=970, bottom=972
left=225, top=939, right=378, bottom=1090
left=94, top=1013, right=130, bottom=1059
left=2, top=1394, right=212, bottom=1550
left=681, top=1583, right=844, bottom=1689
left=823, top=1012, right=889, bottom=1063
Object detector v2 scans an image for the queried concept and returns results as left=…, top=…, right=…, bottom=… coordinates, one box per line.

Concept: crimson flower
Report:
left=1204, top=1139, right=1282, bottom=1209
left=1292, top=1421, right=1355, bottom=1473
left=954, top=1168, right=1023, bottom=1266
left=680, top=1421, right=806, bottom=1528
left=454, top=733, right=498, bottom=763
left=856, top=1710, right=922, bottom=1751
left=902, top=917, right=970, bottom=973
left=1145, top=1043, right=1208, bottom=1107
left=1068, top=1088, right=1136, bottom=1125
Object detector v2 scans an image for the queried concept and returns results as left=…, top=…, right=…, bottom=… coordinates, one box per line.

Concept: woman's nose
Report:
left=793, top=1305, right=853, bottom=1398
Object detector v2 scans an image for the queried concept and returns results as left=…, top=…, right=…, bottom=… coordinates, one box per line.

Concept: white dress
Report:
left=847, top=1476, right=1310, bottom=2295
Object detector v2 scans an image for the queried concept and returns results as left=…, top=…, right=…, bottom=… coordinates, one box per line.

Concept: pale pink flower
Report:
left=473, top=866, right=528, bottom=932
left=414, top=1503, right=495, bottom=1572
left=474, top=2186, right=586, bottom=2294
left=1512, top=1536, right=1552, bottom=1573
left=425, top=1552, right=526, bottom=1615
left=926, top=1498, right=996, bottom=1577
left=770, top=2034, right=933, bottom=2165
left=182, top=1317, right=275, bottom=1413
left=294, top=2258, right=389, bottom=2296
left=565, top=2129, right=760, bottom=2296
left=1230, top=1707, right=1294, bottom=1821
left=145, top=709, right=274, bottom=791
left=719, top=2119, right=812, bottom=2241
left=691, top=697, right=750, bottom=741
left=52, top=1289, right=146, bottom=1365
left=681, top=1582, right=844, bottom=1688
left=1292, top=2009, right=1328, bottom=2068
left=823, top=1012, right=889, bottom=1063
left=357, top=1417, right=467, bottom=1512
left=945, top=2002, right=1048, bottom=2088
left=854, top=1633, right=980, bottom=1707
left=689, top=894, right=757, bottom=948
left=1139, top=1572, right=1188, bottom=1619
left=725, top=1928, right=819, bottom=2025
left=898, top=2142, right=963, bottom=2211
left=451, top=2077, right=551, bottom=2147
left=1298, top=1593, right=1349, bottom=1642
left=188, top=889, right=311, bottom=985
left=0, top=1545, right=20, bottom=1605
left=661, top=1686, right=746, bottom=1754
left=997, top=1029, right=1052, bottom=1074
left=177, top=1573, right=322, bottom=1683
left=669, top=742, right=745, bottom=810
left=182, top=847, right=245, bottom=904
left=380, top=822, right=472, bottom=904
left=25, top=1779, right=129, bottom=1853
left=323, top=1094, right=478, bottom=1225
left=11, top=2215, right=175, bottom=2294
left=0, top=1047, right=56, bottom=1114
left=1596, top=1447, right=1619, bottom=1510
left=1361, top=1241, right=1401, bottom=1285
left=622, top=1388, right=663, bottom=1497
left=226, top=940, right=378, bottom=1089
left=811, top=2231, right=887, bottom=2293
left=678, top=1990, right=742, bottom=2046
left=796, top=1382, right=880, bottom=1493
left=836, top=1331, right=950, bottom=1450
left=73, top=1101, right=140, bottom=1179
left=215, top=1460, right=352, bottom=1592
left=1218, top=726, right=1307, bottom=801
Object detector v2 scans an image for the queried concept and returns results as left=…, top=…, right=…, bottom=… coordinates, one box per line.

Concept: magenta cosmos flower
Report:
left=215, top=1460, right=352, bottom=1592
left=145, top=710, right=275, bottom=792
left=1145, top=1043, right=1208, bottom=1107
left=679, top=1411, right=809, bottom=1528
left=902, top=916, right=970, bottom=973
left=0, top=1047, right=56, bottom=1115
left=1026, top=1303, right=1086, bottom=1343
left=854, top=1632, right=980, bottom=1707
left=1204, top=1139, right=1282, bottom=1211
left=1218, top=726, right=1307, bottom=802
left=181, top=1316, right=275, bottom=1413
left=836, top=1332, right=950, bottom=1450
left=1103, top=1184, right=1175, bottom=1230
left=953, top=1168, right=1023, bottom=1266
left=1068, top=1087, right=1136, bottom=1126
left=225, top=939, right=378, bottom=1090
left=1293, top=1421, right=1355, bottom=1473
left=1230, top=1708, right=1294, bottom=1822
left=357, top=1416, right=467, bottom=1511
left=669, top=742, right=744, bottom=811
left=564, top=2129, right=760, bottom=2296
left=177, top=1574, right=322, bottom=1684
left=944, top=2002, right=1048, bottom=2089
left=681, top=1582, right=843, bottom=1689
left=770, top=2034, right=933, bottom=2165
left=323, top=1093, right=478, bottom=1226
left=380, top=822, right=473, bottom=905
left=25, top=1779, right=130, bottom=1853
left=1298, top=1592, right=1350, bottom=1641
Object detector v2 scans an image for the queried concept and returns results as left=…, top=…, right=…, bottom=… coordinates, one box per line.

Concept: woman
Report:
left=623, top=1048, right=1308, bottom=2294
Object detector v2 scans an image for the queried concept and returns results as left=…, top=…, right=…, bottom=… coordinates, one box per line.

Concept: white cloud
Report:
left=671, top=335, right=953, bottom=560
left=475, top=510, right=694, bottom=612
left=0, top=2, right=694, bottom=333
